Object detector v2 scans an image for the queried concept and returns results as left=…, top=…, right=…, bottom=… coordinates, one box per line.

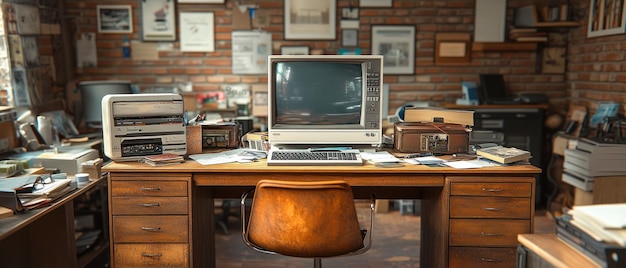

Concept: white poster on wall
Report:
left=231, top=31, right=271, bottom=74
left=179, top=12, right=214, bottom=52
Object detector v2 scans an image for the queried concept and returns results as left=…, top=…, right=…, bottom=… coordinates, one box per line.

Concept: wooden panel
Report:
left=113, top=215, right=188, bottom=243
left=450, top=182, right=532, bottom=197
left=449, top=247, right=516, bottom=268
left=115, top=243, right=189, bottom=267
left=450, top=219, right=530, bottom=246
left=111, top=181, right=188, bottom=197
left=472, top=42, right=537, bottom=51
left=112, top=196, right=189, bottom=215
left=449, top=196, right=531, bottom=219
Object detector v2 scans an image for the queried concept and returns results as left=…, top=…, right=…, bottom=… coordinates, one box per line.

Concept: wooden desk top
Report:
left=518, top=234, right=602, bottom=268
left=103, top=160, right=541, bottom=187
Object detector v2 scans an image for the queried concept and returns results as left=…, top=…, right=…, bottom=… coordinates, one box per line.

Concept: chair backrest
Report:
left=245, top=180, right=364, bottom=258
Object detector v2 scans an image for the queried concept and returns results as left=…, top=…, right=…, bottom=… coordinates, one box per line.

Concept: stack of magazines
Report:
left=556, top=204, right=626, bottom=267
left=143, top=153, right=185, bottom=166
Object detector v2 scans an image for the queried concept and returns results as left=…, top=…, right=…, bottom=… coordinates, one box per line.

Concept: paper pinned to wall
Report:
left=231, top=31, right=271, bottom=74
left=76, top=33, right=97, bottom=68
left=131, top=41, right=159, bottom=61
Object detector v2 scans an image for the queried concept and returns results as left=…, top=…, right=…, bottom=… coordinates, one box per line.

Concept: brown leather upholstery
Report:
left=245, top=180, right=365, bottom=258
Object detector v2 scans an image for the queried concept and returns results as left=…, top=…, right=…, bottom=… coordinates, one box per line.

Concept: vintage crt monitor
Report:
left=79, top=80, right=133, bottom=128
left=102, top=93, right=186, bottom=162
left=267, top=55, right=383, bottom=148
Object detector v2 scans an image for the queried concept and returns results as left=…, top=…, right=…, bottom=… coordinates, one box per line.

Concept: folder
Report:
left=0, top=189, right=25, bottom=214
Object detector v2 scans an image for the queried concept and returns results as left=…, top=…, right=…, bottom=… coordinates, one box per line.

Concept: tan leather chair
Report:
left=241, top=179, right=374, bottom=268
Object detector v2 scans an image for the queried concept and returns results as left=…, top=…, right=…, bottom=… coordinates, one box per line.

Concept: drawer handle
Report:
left=140, top=187, right=161, bottom=191
left=140, top=203, right=161, bottom=207
left=142, top=253, right=163, bottom=258
left=480, top=232, right=503, bottom=237
left=481, top=187, right=503, bottom=193
left=482, top=207, right=503, bottom=211
left=481, top=257, right=500, bottom=263
left=141, top=227, right=162, bottom=232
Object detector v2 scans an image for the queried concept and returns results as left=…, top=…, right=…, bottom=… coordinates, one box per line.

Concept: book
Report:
left=569, top=204, right=626, bottom=247
left=476, top=146, right=531, bottom=164
left=144, top=153, right=185, bottom=166
left=564, top=148, right=626, bottom=172
left=576, top=137, right=626, bottom=154
left=17, top=178, right=74, bottom=200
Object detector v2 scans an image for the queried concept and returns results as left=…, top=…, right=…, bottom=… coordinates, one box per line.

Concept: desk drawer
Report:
left=449, top=247, right=516, bottom=268
left=113, top=215, right=188, bottom=243
left=114, top=243, right=189, bottom=267
left=450, top=219, right=530, bottom=247
left=111, top=181, right=188, bottom=197
left=112, top=196, right=189, bottom=215
left=450, top=182, right=531, bottom=197
left=449, top=196, right=531, bottom=219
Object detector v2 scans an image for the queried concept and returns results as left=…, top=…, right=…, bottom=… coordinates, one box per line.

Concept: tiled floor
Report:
left=214, top=200, right=556, bottom=268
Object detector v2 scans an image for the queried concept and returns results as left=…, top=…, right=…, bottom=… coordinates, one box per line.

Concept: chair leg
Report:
left=314, top=258, right=321, bottom=268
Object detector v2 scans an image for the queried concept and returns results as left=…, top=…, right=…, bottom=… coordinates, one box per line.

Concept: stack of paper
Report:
left=562, top=138, right=626, bottom=191
left=568, top=203, right=626, bottom=247
left=143, top=153, right=186, bottom=166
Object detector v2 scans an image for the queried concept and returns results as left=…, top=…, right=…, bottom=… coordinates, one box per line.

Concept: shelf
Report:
left=535, top=21, right=580, bottom=28
left=472, top=42, right=537, bottom=52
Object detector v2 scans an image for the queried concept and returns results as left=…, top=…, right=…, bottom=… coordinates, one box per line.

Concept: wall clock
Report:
left=541, top=47, right=566, bottom=74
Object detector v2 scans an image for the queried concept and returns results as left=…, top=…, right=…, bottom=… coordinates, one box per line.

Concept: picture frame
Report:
left=342, top=29, right=358, bottom=47
left=177, top=0, right=225, bottom=3
left=434, top=33, right=470, bottom=65
left=179, top=12, right=214, bottom=52
left=360, top=0, right=393, bottom=8
left=371, top=25, right=415, bottom=75
left=284, top=0, right=336, bottom=40
left=280, top=45, right=310, bottom=55
left=587, top=0, right=626, bottom=38
left=141, top=0, right=176, bottom=41
left=97, top=5, right=133, bottom=33
left=541, top=47, right=566, bottom=74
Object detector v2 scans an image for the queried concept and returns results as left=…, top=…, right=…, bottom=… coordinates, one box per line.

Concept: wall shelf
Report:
left=535, top=21, right=580, bottom=28
left=472, top=42, right=537, bottom=52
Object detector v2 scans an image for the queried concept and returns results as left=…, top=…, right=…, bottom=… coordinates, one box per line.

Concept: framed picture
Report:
left=280, top=46, right=310, bottom=55
left=97, top=5, right=133, bottom=33
left=371, top=25, right=415, bottom=75
left=588, top=0, right=626, bottom=38
left=342, top=29, right=358, bottom=47
left=434, top=33, right=470, bottom=65
left=141, top=0, right=176, bottom=41
left=541, top=47, right=566, bottom=74
left=284, top=0, right=336, bottom=40
left=360, top=0, right=393, bottom=8
left=179, top=12, right=214, bottom=52
left=178, top=0, right=225, bottom=3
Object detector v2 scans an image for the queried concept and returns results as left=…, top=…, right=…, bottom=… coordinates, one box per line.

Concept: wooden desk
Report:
left=0, top=176, right=108, bottom=268
left=103, top=161, right=540, bottom=268
left=517, top=234, right=602, bottom=268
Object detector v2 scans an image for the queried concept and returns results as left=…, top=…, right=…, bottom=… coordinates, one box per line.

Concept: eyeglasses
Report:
left=16, top=176, right=53, bottom=193
left=32, top=176, right=53, bottom=191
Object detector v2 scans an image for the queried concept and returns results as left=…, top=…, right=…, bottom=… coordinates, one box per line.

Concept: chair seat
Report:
left=242, top=179, right=374, bottom=261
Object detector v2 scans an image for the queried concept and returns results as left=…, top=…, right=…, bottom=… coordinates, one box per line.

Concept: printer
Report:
left=102, top=93, right=187, bottom=162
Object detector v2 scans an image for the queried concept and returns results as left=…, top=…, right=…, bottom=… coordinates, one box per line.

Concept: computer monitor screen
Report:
left=268, top=55, right=383, bottom=148
left=79, top=80, right=133, bottom=128
left=479, top=74, right=509, bottom=102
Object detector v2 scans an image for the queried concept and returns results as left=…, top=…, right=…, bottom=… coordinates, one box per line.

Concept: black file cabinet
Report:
left=470, top=108, right=545, bottom=205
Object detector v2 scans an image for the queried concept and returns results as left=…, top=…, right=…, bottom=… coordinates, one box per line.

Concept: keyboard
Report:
left=267, top=149, right=363, bottom=166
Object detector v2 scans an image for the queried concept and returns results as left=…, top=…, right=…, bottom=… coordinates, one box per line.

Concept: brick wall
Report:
left=64, top=0, right=573, bottom=117
left=567, top=0, right=626, bottom=116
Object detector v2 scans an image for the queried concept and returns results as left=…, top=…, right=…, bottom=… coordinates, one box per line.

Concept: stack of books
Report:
left=556, top=203, right=626, bottom=267
left=143, top=153, right=186, bottom=166
left=476, top=145, right=532, bottom=164
left=562, top=137, right=626, bottom=191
